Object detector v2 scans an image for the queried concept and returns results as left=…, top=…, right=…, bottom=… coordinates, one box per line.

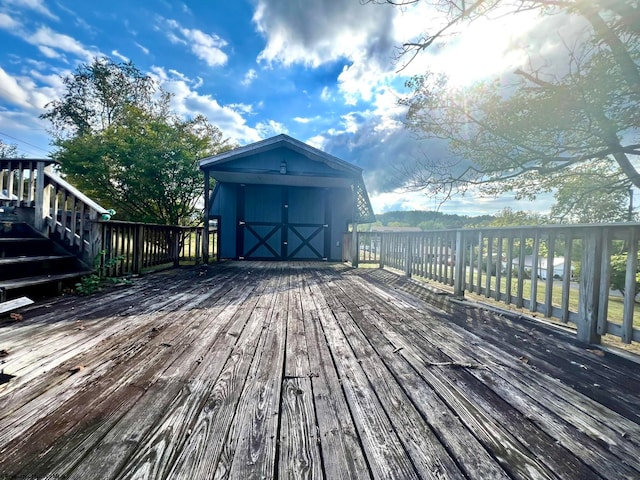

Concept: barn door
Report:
left=237, top=185, right=329, bottom=260
left=285, top=187, right=328, bottom=260
left=238, top=185, right=284, bottom=259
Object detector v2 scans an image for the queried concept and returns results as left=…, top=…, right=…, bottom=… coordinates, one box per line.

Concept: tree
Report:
left=41, top=57, right=166, bottom=139
left=42, top=58, right=231, bottom=225
left=369, top=1, right=640, bottom=206
left=609, top=254, right=640, bottom=300
left=549, top=161, right=631, bottom=223
left=0, top=139, right=18, bottom=158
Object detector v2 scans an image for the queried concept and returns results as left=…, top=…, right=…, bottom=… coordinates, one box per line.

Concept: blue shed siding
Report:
left=210, top=183, right=237, bottom=259
left=210, top=183, right=352, bottom=261
left=217, top=148, right=349, bottom=177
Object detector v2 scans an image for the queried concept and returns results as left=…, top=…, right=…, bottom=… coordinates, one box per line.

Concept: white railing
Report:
left=351, top=224, right=640, bottom=346
left=0, top=159, right=214, bottom=270
left=0, top=159, right=108, bottom=263
left=42, top=170, right=110, bottom=263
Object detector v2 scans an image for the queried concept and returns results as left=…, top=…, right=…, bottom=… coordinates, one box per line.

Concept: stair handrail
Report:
left=41, top=170, right=110, bottom=263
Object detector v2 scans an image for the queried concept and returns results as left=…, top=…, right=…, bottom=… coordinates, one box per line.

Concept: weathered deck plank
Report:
left=0, top=262, right=638, bottom=480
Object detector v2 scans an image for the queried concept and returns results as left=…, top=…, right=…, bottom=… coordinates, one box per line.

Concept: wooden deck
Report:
left=1, top=262, right=639, bottom=479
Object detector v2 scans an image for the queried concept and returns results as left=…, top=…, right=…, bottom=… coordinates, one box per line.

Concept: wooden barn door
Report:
left=238, top=185, right=283, bottom=260
left=285, top=187, right=328, bottom=260
left=237, top=185, right=329, bottom=260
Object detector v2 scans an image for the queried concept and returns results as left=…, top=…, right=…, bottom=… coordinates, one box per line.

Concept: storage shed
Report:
left=200, top=134, right=375, bottom=261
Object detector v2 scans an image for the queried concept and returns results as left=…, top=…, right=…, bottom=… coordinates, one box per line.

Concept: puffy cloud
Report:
left=253, top=0, right=396, bottom=68
left=256, top=119, right=288, bottom=138
left=149, top=66, right=261, bottom=143
left=0, top=67, right=31, bottom=108
left=161, top=18, right=228, bottom=67
left=241, top=68, right=257, bottom=86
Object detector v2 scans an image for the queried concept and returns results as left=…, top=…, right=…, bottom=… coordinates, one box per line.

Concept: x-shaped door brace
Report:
left=287, top=224, right=325, bottom=259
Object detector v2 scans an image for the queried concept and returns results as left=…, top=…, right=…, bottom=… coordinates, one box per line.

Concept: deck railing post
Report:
left=454, top=230, right=465, bottom=297
left=133, top=224, right=144, bottom=274
left=351, top=224, right=359, bottom=268
left=405, top=235, right=412, bottom=277
left=578, top=228, right=602, bottom=344
left=173, top=228, right=181, bottom=268
left=203, top=171, right=210, bottom=264
left=379, top=233, right=385, bottom=269
left=33, top=161, right=47, bottom=232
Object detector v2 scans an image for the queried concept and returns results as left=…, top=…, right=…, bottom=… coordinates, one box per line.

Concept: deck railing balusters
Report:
left=352, top=224, right=640, bottom=346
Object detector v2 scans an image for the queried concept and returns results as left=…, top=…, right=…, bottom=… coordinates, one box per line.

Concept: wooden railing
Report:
left=349, top=225, right=640, bottom=346
left=42, top=170, right=110, bottom=263
left=99, top=221, right=217, bottom=276
left=0, top=159, right=216, bottom=274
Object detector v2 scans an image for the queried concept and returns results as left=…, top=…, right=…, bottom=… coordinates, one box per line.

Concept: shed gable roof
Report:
left=199, top=133, right=362, bottom=175
left=200, top=134, right=375, bottom=223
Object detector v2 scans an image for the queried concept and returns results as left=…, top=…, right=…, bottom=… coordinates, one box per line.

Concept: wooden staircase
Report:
left=0, top=222, right=91, bottom=301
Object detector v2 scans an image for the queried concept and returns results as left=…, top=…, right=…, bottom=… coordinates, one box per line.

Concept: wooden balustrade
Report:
left=98, top=221, right=217, bottom=277
left=352, top=225, right=640, bottom=346
left=0, top=159, right=216, bottom=275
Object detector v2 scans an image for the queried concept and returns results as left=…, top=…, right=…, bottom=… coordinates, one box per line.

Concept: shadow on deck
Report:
left=0, top=262, right=639, bottom=479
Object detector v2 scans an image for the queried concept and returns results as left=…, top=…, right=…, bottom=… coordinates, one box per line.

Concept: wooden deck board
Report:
left=0, top=262, right=639, bottom=479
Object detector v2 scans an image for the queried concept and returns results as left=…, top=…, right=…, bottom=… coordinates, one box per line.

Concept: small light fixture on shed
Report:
left=280, top=160, right=287, bottom=174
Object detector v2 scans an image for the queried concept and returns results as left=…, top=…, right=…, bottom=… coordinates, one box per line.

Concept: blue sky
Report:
left=0, top=0, right=558, bottom=215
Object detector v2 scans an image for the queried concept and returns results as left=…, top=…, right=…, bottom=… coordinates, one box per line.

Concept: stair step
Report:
left=0, top=255, right=74, bottom=265
left=0, top=271, right=91, bottom=291
left=0, top=238, right=49, bottom=243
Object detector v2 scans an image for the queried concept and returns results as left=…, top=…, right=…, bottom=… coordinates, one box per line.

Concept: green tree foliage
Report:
left=371, top=1, right=640, bottom=213
left=41, top=58, right=231, bottom=225
left=41, top=58, right=163, bottom=138
left=374, top=209, right=493, bottom=229
left=488, top=208, right=548, bottom=227
left=549, top=161, right=631, bottom=223
left=609, top=254, right=640, bottom=300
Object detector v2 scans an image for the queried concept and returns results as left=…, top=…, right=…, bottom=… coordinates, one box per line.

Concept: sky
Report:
left=0, top=0, right=562, bottom=216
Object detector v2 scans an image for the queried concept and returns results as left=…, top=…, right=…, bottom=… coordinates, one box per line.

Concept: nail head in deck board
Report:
left=278, top=377, right=323, bottom=479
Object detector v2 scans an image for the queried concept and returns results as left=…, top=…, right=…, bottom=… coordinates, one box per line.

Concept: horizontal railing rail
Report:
left=351, top=224, right=640, bottom=346
left=0, top=159, right=217, bottom=276
left=43, top=170, right=110, bottom=263
left=99, top=221, right=218, bottom=277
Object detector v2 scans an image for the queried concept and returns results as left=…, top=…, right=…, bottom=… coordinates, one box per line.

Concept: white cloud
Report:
left=27, top=26, right=97, bottom=62
left=37, top=45, right=61, bottom=59
left=293, top=116, right=315, bottom=124
left=111, top=50, right=130, bottom=63
left=241, top=68, right=257, bottom=86
left=161, top=18, right=228, bottom=67
left=0, top=66, right=62, bottom=111
left=0, top=67, right=31, bottom=108
left=3, top=0, right=58, bottom=20
left=320, top=86, right=332, bottom=102
left=149, top=66, right=260, bottom=143
left=0, top=12, right=20, bottom=29
left=256, top=119, right=288, bottom=138
left=135, top=42, right=150, bottom=55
